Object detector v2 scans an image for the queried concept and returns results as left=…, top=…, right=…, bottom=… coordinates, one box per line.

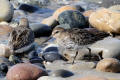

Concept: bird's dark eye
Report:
left=55, top=31, right=59, bottom=34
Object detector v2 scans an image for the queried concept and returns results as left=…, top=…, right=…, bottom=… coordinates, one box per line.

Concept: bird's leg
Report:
left=87, top=47, right=91, bottom=60
left=98, top=51, right=103, bottom=60
left=72, top=51, right=78, bottom=64
left=108, top=32, right=115, bottom=37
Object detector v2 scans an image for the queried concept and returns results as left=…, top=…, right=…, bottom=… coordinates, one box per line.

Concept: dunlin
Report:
left=9, top=18, right=34, bottom=53
left=51, top=27, right=109, bottom=63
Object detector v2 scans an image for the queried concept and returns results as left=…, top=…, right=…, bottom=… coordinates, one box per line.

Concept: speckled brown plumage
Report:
left=9, top=18, right=34, bottom=51
left=52, top=27, right=109, bottom=50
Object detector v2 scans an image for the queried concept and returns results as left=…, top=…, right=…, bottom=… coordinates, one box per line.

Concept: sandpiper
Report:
left=8, top=18, right=34, bottom=54
left=50, top=27, right=109, bottom=64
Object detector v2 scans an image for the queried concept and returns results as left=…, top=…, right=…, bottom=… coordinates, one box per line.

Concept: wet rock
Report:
left=18, top=4, right=39, bottom=13
left=76, top=75, right=108, bottom=80
left=0, top=63, right=8, bottom=74
left=38, top=76, right=66, bottom=80
left=53, top=5, right=78, bottom=20
left=43, top=44, right=59, bottom=53
left=56, top=24, right=71, bottom=29
left=89, top=8, right=120, bottom=34
left=58, top=10, right=87, bottom=29
left=50, top=69, right=74, bottom=78
left=41, top=16, right=58, bottom=29
left=30, top=23, right=52, bottom=37
left=30, top=57, right=43, bottom=64
left=96, top=58, right=120, bottom=73
left=28, top=51, right=38, bottom=59
left=90, top=37, right=120, bottom=60
left=0, top=0, right=14, bottom=22
left=6, top=63, right=48, bottom=80
left=12, top=0, right=50, bottom=8
left=42, top=52, right=63, bottom=62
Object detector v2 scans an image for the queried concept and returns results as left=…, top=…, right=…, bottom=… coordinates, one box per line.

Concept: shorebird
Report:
left=8, top=18, right=34, bottom=54
left=50, top=27, right=109, bottom=64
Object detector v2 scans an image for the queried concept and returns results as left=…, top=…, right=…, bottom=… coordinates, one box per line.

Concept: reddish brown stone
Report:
left=6, top=63, right=48, bottom=80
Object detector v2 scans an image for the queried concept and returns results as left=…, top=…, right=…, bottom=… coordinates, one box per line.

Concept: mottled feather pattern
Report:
left=9, top=27, right=34, bottom=50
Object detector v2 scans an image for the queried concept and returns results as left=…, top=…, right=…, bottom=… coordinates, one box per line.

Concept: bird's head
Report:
left=19, top=18, right=29, bottom=28
left=51, top=27, right=65, bottom=38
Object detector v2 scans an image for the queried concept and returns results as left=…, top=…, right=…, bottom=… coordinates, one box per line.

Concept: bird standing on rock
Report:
left=50, top=27, right=109, bottom=64
left=8, top=18, right=34, bottom=54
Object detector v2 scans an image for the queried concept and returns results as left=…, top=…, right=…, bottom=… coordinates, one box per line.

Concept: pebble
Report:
left=0, top=63, right=8, bottom=74
left=89, top=8, right=120, bottom=34
left=18, top=4, right=39, bottom=13
left=41, top=16, right=58, bottom=29
left=50, top=69, right=74, bottom=78
left=0, top=0, right=14, bottom=22
left=96, top=58, right=120, bottom=73
left=30, top=57, right=43, bottom=64
left=42, top=52, right=63, bottom=62
left=37, top=76, right=66, bottom=80
left=6, top=63, right=48, bottom=80
left=53, top=5, right=78, bottom=20
left=76, top=75, right=108, bottom=80
left=30, top=23, right=52, bottom=37
left=90, top=37, right=120, bottom=60
left=58, top=10, right=87, bottom=28
left=43, top=44, right=59, bottom=53
left=56, top=24, right=71, bottom=29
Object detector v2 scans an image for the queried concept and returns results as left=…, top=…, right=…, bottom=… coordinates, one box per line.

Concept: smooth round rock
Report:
left=0, top=63, right=8, bottom=73
left=41, top=16, right=58, bottom=29
left=56, top=24, right=71, bottom=29
left=0, top=0, right=14, bottom=22
left=42, top=52, right=63, bottom=62
left=19, top=4, right=39, bottom=13
left=38, top=76, right=66, bottom=80
left=58, top=10, right=86, bottom=28
left=96, top=58, right=120, bottom=73
left=53, top=5, right=78, bottom=20
left=89, top=8, right=120, bottom=34
left=51, top=69, right=74, bottom=78
left=6, top=63, right=48, bottom=80
left=30, top=57, right=43, bottom=64
left=90, top=37, right=120, bottom=60
left=28, top=51, right=38, bottom=59
left=30, top=23, right=52, bottom=37
left=76, top=76, right=108, bottom=80
left=43, top=44, right=59, bottom=53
